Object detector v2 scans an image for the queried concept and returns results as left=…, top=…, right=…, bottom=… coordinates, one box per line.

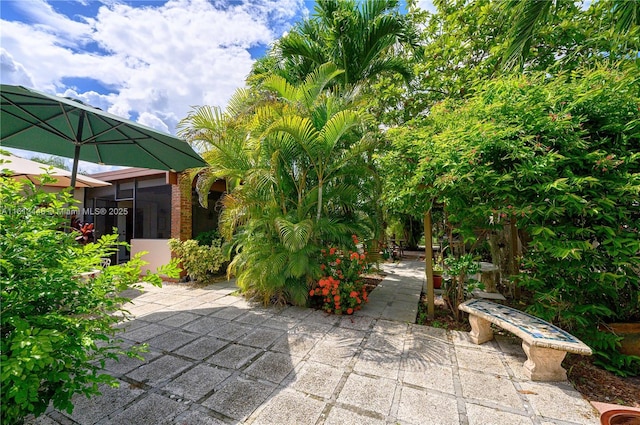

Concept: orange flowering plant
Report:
left=309, top=235, right=370, bottom=315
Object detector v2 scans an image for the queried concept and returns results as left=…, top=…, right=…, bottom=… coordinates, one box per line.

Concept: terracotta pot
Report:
left=606, top=323, right=640, bottom=356
left=433, top=273, right=442, bottom=289
left=592, top=402, right=640, bottom=425
left=599, top=408, right=640, bottom=425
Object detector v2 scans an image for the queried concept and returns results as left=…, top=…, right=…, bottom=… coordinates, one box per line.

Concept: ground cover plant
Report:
left=0, top=173, right=179, bottom=424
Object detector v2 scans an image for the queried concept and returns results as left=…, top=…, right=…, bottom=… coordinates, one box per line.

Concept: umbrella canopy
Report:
left=0, top=153, right=110, bottom=188
left=0, top=84, right=207, bottom=187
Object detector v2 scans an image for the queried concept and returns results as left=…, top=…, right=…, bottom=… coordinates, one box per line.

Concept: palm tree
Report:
left=254, top=0, right=417, bottom=88
left=503, top=0, right=639, bottom=67
left=178, top=64, right=377, bottom=305
left=261, top=64, right=376, bottom=220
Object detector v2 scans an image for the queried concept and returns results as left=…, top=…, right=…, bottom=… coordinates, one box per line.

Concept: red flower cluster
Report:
left=309, top=238, right=370, bottom=315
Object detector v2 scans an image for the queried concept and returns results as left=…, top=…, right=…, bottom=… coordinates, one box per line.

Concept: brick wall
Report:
left=171, top=175, right=192, bottom=241
left=170, top=174, right=193, bottom=279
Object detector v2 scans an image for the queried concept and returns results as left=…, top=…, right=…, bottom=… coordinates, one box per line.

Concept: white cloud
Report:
left=415, top=0, right=437, bottom=14
left=0, top=48, right=35, bottom=86
left=9, top=0, right=93, bottom=44
left=60, top=88, right=117, bottom=114
left=0, top=0, right=305, bottom=136
left=138, top=112, right=170, bottom=133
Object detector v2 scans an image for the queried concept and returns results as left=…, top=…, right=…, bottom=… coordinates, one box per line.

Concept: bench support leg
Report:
left=522, top=341, right=567, bottom=381
left=468, top=315, right=493, bottom=344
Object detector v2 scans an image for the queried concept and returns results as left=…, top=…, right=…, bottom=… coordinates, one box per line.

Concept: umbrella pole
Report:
left=70, top=144, right=81, bottom=188
left=70, top=111, right=86, bottom=188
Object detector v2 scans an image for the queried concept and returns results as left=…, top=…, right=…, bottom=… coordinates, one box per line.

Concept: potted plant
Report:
left=432, top=263, right=444, bottom=289
left=430, top=253, right=445, bottom=289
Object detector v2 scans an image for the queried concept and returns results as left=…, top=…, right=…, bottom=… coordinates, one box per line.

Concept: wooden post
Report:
left=425, top=210, right=435, bottom=319
left=510, top=216, right=520, bottom=299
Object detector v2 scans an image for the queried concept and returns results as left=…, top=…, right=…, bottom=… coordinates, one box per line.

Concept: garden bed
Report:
left=362, top=273, right=386, bottom=293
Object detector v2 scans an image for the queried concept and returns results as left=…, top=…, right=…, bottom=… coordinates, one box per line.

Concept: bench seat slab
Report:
left=459, top=299, right=592, bottom=355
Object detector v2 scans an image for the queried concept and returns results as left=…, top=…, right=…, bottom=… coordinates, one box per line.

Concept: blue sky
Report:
left=0, top=0, right=433, bottom=172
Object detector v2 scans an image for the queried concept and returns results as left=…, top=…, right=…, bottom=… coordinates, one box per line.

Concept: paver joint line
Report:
left=36, top=255, right=598, bottom=425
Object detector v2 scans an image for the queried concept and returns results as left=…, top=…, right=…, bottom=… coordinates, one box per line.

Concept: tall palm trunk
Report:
left=317, top=181, right=323, bottom=221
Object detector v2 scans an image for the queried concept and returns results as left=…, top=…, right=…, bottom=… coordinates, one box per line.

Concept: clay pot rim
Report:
left=599, top=408, right=640, bottom=425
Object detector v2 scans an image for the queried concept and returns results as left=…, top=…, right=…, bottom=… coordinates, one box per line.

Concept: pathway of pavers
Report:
left=29, top=259, right=600, bottom=425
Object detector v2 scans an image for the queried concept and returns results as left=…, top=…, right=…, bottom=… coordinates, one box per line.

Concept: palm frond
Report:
left=177, top=105, right=228, bottom=150
left=612, top=0, right=640, bottom=33
left=284, top=250, right=311, bottom=278
left=365, top=57, right=413, bottom=83
left=360, top=0, right=398, bottom=23
left=193, top=169, right=221, bottom=208
left=300, top=62, right=345, bottom=108
left=319, top=110, right=362, bottom=154
left=502, top=0, right=553, bottom=69
left=278, top=28, right=326, bottom=66
left=268, top=115, right=322, bottom=161
left=275, top=217, right=314, bottom=251
left=225, top=88, right=254, bottom=117
left=262, top=74, right=298, bottom=102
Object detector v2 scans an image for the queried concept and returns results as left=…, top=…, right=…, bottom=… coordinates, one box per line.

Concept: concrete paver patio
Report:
left=30, top=259, right=600, bottom=424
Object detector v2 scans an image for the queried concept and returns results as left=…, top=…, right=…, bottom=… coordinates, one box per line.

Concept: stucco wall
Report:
left=131, top=238, right=172, bottom=276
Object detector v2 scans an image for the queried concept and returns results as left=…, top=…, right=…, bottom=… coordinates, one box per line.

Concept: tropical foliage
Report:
left=179, top=63, right=378, bottom=305
left=168, top=238, right=225, bottom=282
left=0, top=175, right=180, bottom=423
left=179, top=0, right=638, bottom=376
left=380, top=66, right=640, bottom=374
left=251, top=0, right=417, bottom=88
left=372, top=0, right=639, bottom=127
left=502, top=0, right=640, bottom=67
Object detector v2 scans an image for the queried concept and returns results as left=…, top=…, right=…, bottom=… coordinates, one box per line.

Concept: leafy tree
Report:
left=0, top=174, right=180, bottom=423
left=375, top=0, right=638, bottom=254
left=373, top=0, right=639, bottom=127
left=502, top=0, right=640, bottom=67
left=381, top=66, right=640, bottom=374
left=30, top=155, right=91, bottom=176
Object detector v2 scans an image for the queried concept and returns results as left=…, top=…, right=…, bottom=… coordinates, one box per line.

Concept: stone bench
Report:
left=458, top=299, right=592, bottom=381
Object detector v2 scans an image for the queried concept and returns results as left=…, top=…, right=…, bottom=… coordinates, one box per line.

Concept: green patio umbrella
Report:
left=1, top=84, right=207, bottom=187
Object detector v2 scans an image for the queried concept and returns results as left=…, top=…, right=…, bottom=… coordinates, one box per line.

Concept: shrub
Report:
left=168, top=238, right=225, bottom=282
left=310, top=239, right=370, bottom=314
left=194, top=229, right=222, bottom=246
left=0, top=175, right=180, bottom=424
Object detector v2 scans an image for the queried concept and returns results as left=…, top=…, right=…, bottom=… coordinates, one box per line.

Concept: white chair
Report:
left=100, top=258, right=111, bottom=268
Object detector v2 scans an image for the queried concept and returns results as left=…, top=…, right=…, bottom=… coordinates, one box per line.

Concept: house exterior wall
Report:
left=131, top=238, right=173, bottom=275
left=86, top=169, right=225, bottom=280
left=171, top=177, right=192, bottom=241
